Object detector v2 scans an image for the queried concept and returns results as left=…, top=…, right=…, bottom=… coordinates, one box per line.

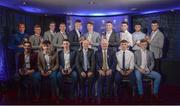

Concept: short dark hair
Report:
left=140, top=39, right=149, bottom=44
left=75, top=19, right=81, bottom=23
left=121, top=21, right=129, bottom=25
left=120, top=39, right=128, bottom=43
left=34, top=25, right=41, bottom=29
left=87, top=21, right=94, bottom=25
left=59, top=22, right=66, bottom=25
left=42, top=40, right=51, bottom=46
left=152, top=20, right=159, bottom=24
left=63, top=39, right=70, bottom=42
left=49, top=21, right=56, bottom=25
left=18, top=23, right=25, bottom=28
left=106, top=21, right=112, bottom=24
left=23, top=41, right=31, bottom=46
left=134, top=22, right=142, bottom=26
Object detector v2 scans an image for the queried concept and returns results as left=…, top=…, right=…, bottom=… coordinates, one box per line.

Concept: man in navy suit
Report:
left=57, top=39, right=77, bottom=98
left=95, top=38, right=116, bottom=97
left=68, top=20, right=84, bottom=51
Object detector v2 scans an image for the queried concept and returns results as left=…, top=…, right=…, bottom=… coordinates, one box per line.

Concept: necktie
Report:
left=102, top=50, right=107, bottom=70
left=122, top=51, right=125, bottom=70
left=83, top=50, right=88, bottom=71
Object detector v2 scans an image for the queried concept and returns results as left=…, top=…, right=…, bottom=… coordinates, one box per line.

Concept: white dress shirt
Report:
left=24, top=54, right=30, bottom=69
left=44, top=54, right=50, bottom=70
left=64, top=51, right=70, bottom=69
left=116, top=50, right=134, bottom=72
left=140, top=49, right=150, bottom=73
left=105, top=30, right=112, bottom=42
left=120, top=30, right=133, bottom=47
left=75, top=29, right=81, bottom=38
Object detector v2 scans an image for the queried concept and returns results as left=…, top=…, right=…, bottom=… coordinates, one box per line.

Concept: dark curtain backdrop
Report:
left=0, top=6, right=66, bottom=80
left=131, top=11, right=180, bottom=85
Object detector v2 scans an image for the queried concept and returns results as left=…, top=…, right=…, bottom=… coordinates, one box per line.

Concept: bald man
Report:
left=76, top=39, right=95, bottom=97
left=95, top=39, right=116, bottom=97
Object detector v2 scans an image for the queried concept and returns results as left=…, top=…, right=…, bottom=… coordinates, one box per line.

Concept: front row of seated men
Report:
left=18, top=38, right=161, bottom=102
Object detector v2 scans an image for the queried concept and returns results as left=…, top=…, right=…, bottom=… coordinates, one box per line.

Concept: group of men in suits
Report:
left=12, top=19, right=164, bottom=102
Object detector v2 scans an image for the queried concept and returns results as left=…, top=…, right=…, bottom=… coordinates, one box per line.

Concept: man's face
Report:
left=59, top=24, right=66, bottom=32
left=135, top=25, right=141, bottom=32
left=120, top=42, right=128, bottom=50
left=140, top=42, right=148, bottom=50
left=87, top=24, right=93, bottom=32
left=63, top=41, right=70, bottom=50
left=23, top=43, right=31, bottom=52
left=49, top=23, right=56, bottom=31
left=101, top=40, right=109, bottom=50
left=82, top=40, right=89, bottom=49
left=42, top=44, right=50, bottom=52
left=34, top=27, right=41, bottom=35
left=121, top=24, right=128, bottom=32
left=18, top=24, right=25, bottom=33
left=75, top=22, right=82, bottom=30
left=106, top=23, right=113, bottom=32
left=151, top=23, right=159, bottom=31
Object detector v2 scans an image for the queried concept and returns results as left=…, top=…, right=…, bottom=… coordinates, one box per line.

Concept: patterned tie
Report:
left=102, top=50, right=107, bottom=70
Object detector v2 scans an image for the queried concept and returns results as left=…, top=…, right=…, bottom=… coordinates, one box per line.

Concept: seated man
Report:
left=134, top=39, right=161, bottom=99
left=57, top=39, right=77, bottom=98
left=95, top=39, right=116, bottom=97
left=18, top=41, right=39, bottom=101
left=37, top=40, right=59, bottom=101
left=76, top=39, right=95, bottom=97
left=115, top=40, right=135, bottom=96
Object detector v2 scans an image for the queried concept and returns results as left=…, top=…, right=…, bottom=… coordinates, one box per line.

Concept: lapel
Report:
left=151, top=30, right=159, bottom=41
left=139, top=50, right=142, bottom=65
left=61, top=51, right=65, bottom=68
left=40, top=52, right=46, bottom=68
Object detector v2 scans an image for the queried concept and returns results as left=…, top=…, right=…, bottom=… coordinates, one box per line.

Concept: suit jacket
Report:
left=95, top=48, right=116, bottom=72
left=68, top=29, right=82, bottom=50
left=53, top=32, right=69, bottom=49
left=103, top=31, right=120, bottom=51
left=43, top=30, right=56, bottom=43
left=76, top=48, right=95, bottom=73
left=149, top=29, right=164, bottom=59
left=18, top=52, right=38, bottom=71
left=29, top=35, right=42, bottom=50
left=134, top=50, right=154, bottom=71
left=38, top=51, right=59, bottom=72
left=58, top=50, right=76, bottom=71
left=84, top=31, right=100, bottom=51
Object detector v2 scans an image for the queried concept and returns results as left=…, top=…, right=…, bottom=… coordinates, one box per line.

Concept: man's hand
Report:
left=87, top=72, right=93, bottom=77
left=139, top=68, right=146, bottom=74
left=81, top=72, right=86, bottom=78
left=61, top=69, right=66, bottom=75
left=98, top=70, right=105, bottom=77
left=41, top=71, right=49, bottom=77
left=67, top=68, right=72, bottom=75
left=124, top=70, right=131, bottom=76
left=106, top=69, right=112, bottom=76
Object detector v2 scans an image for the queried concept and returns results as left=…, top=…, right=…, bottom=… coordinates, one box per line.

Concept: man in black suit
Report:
left=68, top=20, right=84, bottom=51
left=95, top=39, right=116, bottom=97
left=102, top=21, right=120, bottom=52
left=76, top=39, right=95, bottom=97
left=57, top=39, right=77, bottom=98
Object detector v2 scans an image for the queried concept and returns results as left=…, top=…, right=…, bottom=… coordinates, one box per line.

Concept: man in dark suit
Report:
left=95, top=38, right=116, bottom=97
left=102, top=21, right=120, bottom=52
left=57, top=39, right=77, bottom=98
left=76, top=39, right=95, bottom=97
left=18, top=41, right=39, bottom=101
left=68, top=20, right=84, bottom=51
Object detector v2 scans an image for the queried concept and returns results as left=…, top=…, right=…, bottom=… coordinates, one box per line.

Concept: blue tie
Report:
left=83, top=50, right=88, bottom=71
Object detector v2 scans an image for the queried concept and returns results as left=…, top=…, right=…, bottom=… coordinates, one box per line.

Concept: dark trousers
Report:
left=79, top=74, right=94, bottom=97
left=114, top=71, right=136, bottom=95
left=97, top=75, right=113, bottom=97
left=154, top=59, right=161, bottom=73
